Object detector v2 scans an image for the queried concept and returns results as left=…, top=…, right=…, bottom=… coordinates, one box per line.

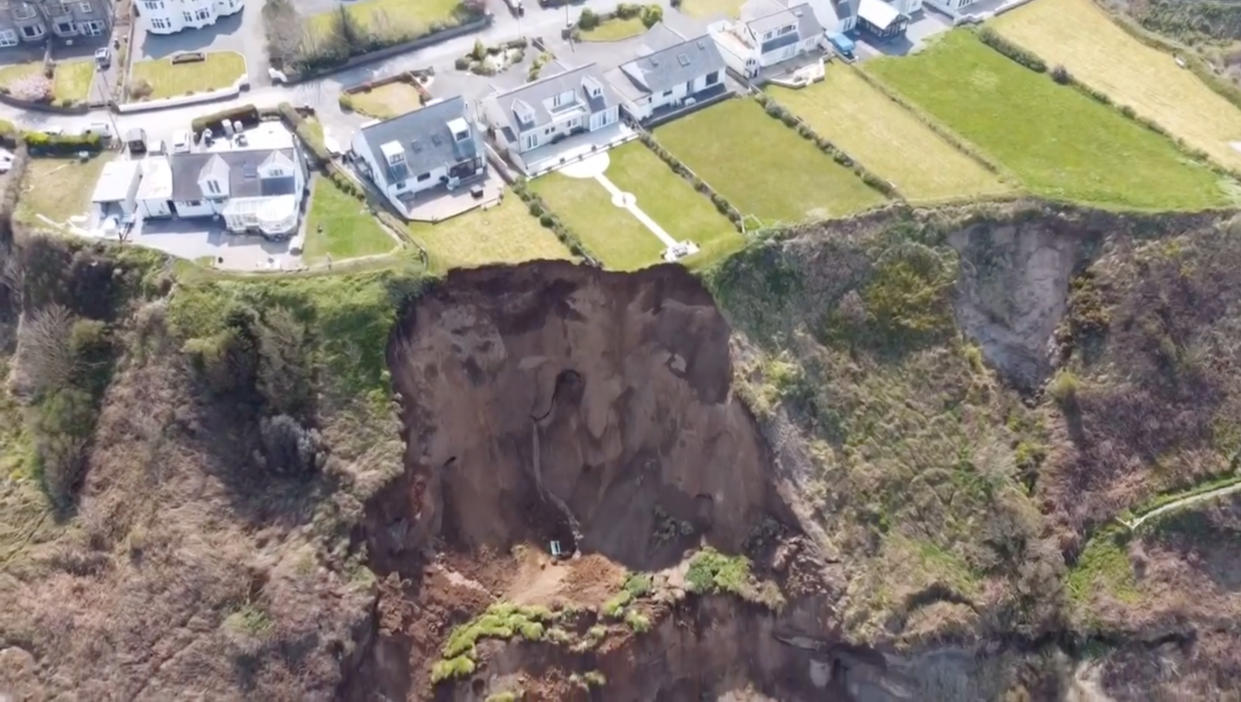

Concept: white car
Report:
left=171, top=130, right=192, bottom=153
left=0, top=148, right=13, bottom=174
left=82, top=122, right=112, bottom=139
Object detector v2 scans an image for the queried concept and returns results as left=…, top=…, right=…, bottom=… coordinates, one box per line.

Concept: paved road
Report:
left=0, top=0, right=682, bottom=142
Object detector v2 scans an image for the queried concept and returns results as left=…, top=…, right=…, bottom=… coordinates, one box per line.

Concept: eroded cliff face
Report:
left=371, top=262, right=795, bottom=573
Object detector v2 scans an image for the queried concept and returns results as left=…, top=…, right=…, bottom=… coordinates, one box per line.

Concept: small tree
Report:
left=471, top=38, right=486, bottom=61
left=1050, top=64, right=1072, bottom=85
left=13, top=304, right=76, bottom=398
left=640, top=4, right=662, bottom=27
left=578, top=8, right=599, bottom=30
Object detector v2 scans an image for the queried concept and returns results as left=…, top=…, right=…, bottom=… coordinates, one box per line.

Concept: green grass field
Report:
left=130, top=52, right=245, bottom=100
left=15, top=154, right=115, bottom=229
left=655, top=99, right=887, bottom=227
left=408, top=194, right=573, bottom=271
left=303, top=175, right=397, bottom=263
left=348, top=82, right=423, bottom=120
left=867, top=31, right=1238, bottom=211
left=993, top=0, right=1241, bottom=172
left=603, top=142, right=744, bottom=269
left=531, top=168, right=662, bottom=271
left=678, top=0, right=745, bottom=18
left=580, top=17, right=647, bottom=41
left=307, top=0, right=462, bottom=44
left=769, top=69, right=1014, bottom=203
left=52, top=60, right=94, bottom=103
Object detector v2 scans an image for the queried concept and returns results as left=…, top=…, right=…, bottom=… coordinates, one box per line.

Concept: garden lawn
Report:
left=303, top=175, right=397, bottom=263
left=993, top=0, right=1241, bottom=171
left=580, top=17, right=647, bottom=41
left=130, top=51, right=246, bottom=100
left=867, top=31, right=1238, bottom=211
left=678, top=0, right=746, bottom=18
left=655, top=98, right=887, bottom=226
left=531, top=170, right=662, bottom=271
left=348, top=82, right=423, bottom=119
left=52, top=60, right=95, bottom=103
left=769, top=69, right=1014, bottom=203
left=15, top=154, right=115, bottom=228
left=408, top=194, right=573, bottom=271
left=602, top=142, right=744, bottom=270
left=0, top=62, right=42, bottom=92
left=307, top=0, right=463, bottom=44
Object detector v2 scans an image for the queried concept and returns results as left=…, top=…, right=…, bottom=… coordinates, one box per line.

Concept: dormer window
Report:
left=205, top=180, right=222, bottom=195
left=551, top=89, right=574, bottom=108
left=381, top=140, right=404, bottom=167
left=447, top=117, right=471, bottom=143
left=582, top=76, right=603, bottom=99
left=513, top=99, right=535, bottom=127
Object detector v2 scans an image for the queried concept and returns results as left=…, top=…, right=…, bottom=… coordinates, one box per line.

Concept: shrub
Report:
left=255, top=306, right=311, bottom=415
left=578, top=8, right=600, bottom=30
left=23, top=131, right=102, bottom=156
left=686, top=547, right=751, bottom=595
left=640, top=4, right=662, bottom=27
left=191, top=104, right=260, bottom=135
left=602, top=590, right=631, bottom=618
left=471, top=38, right=486, bottom=61
left=1050, top=64, right=1072, bottom=85
left=34, top=386, right=96, bottom=504
left=255, top=414, right=322, bottom=477
left=622, top=572, right=653, bottom=597
left=582, top=670, right=607, bottom=687
left=978, top=26, right=1046, bottom=72
left=624, top=609, right=650, bottom=633
left=615, top=2, right=641, bottom=18
left=454, top=56, right=470, bottom=70
left=430, top=655, right=475, bottom=684
left=1047, top=368, right=1080, bottom=406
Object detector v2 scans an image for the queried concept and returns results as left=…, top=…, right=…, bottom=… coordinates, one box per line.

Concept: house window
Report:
left=393, top=181, right=405, bottom=191
left=78, top=1, right=93, bottom=13
left=196, top=8, right=210, bottom=19
left=56, top=21, right=74, bottom=33
left=266, top=167, right=283, bottom=177
left=705, top=71, right=719, bottom=86
left=205, top=180, right=221, bottom=195
left=184, top=200, right=201, bottom=207
left=150, top=16, right=170, bottom=29
left=81, top=20, right=102, bottom=35
left=0, top=30, right=16, bottom=46
left=524, top=133, right=537, bottom=150
left=183, top=11, right=194, bottom=22
left=416, top=172, right=431, bottom=182
left=21, top=24, right=43, bottom=38
left=144, top=0, right=161, bottom=8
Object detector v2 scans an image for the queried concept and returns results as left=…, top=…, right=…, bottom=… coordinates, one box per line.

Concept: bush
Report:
left=256, top=414, right=322, bottom=477
left=430, top=656, right=475, bottom=684
left=623, top=572, right=653, bottom=597
left=624, top=609, right=650, bottom=633
left=23, top=131, right=102, bottom=156
left=978, top=26, right=1046, bottom=72
left=616, top=2, right=641, bottom=18
left=686, top=547, right=751, bottom=595
left=1047, top=368, right=1080, bottom=406
left=1050, top=64, right=1072, bottom=84
left=640, top=3, right=662, bottom=27
left=578, top=8, right=600, bottom=30
left=454, top=56, right=470, bottom=70
left=191, top=104, right=260, bottom=135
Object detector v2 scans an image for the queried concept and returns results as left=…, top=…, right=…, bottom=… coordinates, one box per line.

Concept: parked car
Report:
left=82, top=122, right=112, bottom=140
left=171, top=130, right=192, bottom=153
left=94, top=47, right=111, bottom=68
left=0, top=148, right=14, bottom=174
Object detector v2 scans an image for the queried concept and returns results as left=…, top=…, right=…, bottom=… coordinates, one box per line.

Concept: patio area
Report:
left=520, top=121, right=638, bottom=178
left=401, top=169, right=505, bottom=223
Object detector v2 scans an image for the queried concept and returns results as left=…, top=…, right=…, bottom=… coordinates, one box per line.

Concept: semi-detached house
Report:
left=350, top=96, right=486, bottom=219
left=0, top=0, right=112, bottom=47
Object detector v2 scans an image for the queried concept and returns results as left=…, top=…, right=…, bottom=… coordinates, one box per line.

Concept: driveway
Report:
left=133, top=5, right=270, bottom=86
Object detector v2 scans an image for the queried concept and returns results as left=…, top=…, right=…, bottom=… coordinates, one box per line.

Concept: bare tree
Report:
left=11, top=304, right=76, bottom=398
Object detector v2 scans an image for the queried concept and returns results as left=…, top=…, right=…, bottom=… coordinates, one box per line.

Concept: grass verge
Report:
left=347, top=82, right=424, bottom=120
left=580, top=17, right=647, bottom=41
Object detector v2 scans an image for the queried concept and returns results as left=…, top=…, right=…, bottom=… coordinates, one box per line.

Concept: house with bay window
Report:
left=165, top=121, right=308, bottom=238
left=0, top=0, right=112, bottom=47
left=137, top=0, right=243, bottom=35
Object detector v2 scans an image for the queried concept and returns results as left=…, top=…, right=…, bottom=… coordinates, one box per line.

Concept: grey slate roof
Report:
left=745, top=1, right=822, bottom=41
left=614, top=34, right=725, bottom=96
left=357, top=96, right=479, bottom=184
left=168, top=148, right=297, bottom=201
left=483, top=63, right=618, bottom=142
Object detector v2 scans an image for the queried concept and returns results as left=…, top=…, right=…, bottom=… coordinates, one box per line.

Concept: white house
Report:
left=605, top=34, right=728, bottom=123
left=350, top=96, right=486, bottom=219
left=709, top=1, right=825, bottom=78
left=136, top=156, right=173, bottom=218
left=91, top=159, right=143, bottom=223
left=165, top=121, right=307, bottom=237
left=136, top=0, right=242, bottom=34
left=886, top=0, right=922, bottom=16
left=481, top=63, right=622, bottom=174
